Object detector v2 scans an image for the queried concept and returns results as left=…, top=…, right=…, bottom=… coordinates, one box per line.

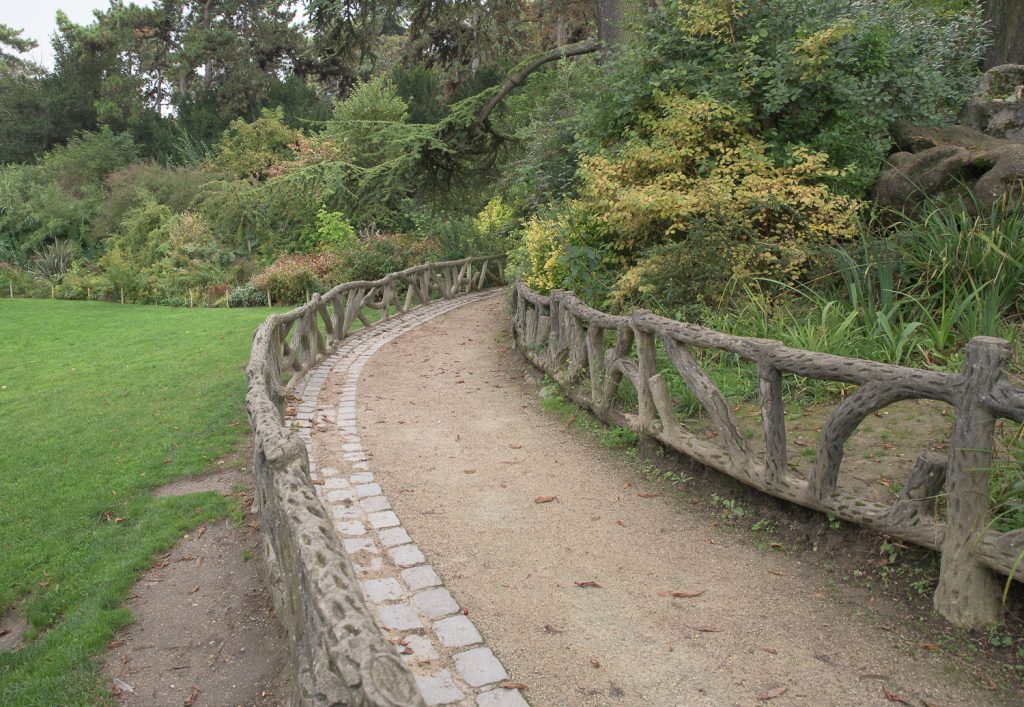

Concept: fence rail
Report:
left=246, top=256, right=505, bottom=705
left=512, top=282, right=1024, bottom=629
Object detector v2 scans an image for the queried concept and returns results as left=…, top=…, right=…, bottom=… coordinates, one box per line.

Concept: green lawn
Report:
left=0, top=299, right=285, bottom=704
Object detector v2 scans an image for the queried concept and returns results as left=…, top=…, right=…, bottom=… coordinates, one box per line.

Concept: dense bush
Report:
left=226, top=282, right=271, bottom=307
left=580, top=0, right=987, bottom=196
left=252, top=252, right=341, bottom=304
left=341, top=227, right=441, bottom=281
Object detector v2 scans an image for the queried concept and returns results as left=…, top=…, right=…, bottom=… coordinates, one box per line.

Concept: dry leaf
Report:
left=509, top=444, right=522, bottom=449
left=615, top=520, right=626, bottom=526
left=660, top=590, right=705, bottom=598
left=590, top=659, right=601, bottom=668
left=756, top=685, right=788, bottom=701
left=500, top=681, right=528, bottom=690
left=184, top=686, right=201, bottom=706
left=311, top=478, right=325, bottom=485
left=687, top=625, right=722, bottom=633
left=760, top=647, right=778, bottom=655
left=112, top=677, right=136, bottom=695
left=881, top=442, right=897, bottom=450
left=189, top=585, right=200, bottom=594
left=575, top=581, right=601, bottom=588
left=463, top=469, right=476, bottom=474
left=881, top=686, right=912, bottom=704
left=543, top=624, right=563, bottom=634
left=535, top=496, right=557, bottom=504
left=769, top=543, right=784, bottom=550
left=768, top=570, right=786, bottom=576
left=919, top=642, right=938, bottom=651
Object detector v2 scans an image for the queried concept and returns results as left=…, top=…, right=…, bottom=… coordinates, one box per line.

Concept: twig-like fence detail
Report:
left=512, top=282, right=1024, bottom=629
left=246, top=257, right=505, bottom=705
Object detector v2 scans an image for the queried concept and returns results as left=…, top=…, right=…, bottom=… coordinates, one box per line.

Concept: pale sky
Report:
left=3, top=0, right=153, bottom=68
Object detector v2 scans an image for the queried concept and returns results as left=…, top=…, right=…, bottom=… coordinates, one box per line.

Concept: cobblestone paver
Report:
left=284, top=290, right=520, bottom=706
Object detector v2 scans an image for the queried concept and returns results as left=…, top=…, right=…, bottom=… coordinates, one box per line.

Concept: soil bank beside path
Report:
left=355, top=294, right=1008, bottom=707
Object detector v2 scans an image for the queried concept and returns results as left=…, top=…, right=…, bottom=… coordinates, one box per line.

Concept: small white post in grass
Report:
left=226, top=287, right=231, bottom=307
left=8, top=283, right=12, bottom=299
left=51, top=285, right=55, bottom=299
left=120, top=287, right=125, bottom=304
left=189, top=289, right=194, bottom=308
left=267, top=290, right=272, bottom=308
left=87, top=287, right=91, bottom=300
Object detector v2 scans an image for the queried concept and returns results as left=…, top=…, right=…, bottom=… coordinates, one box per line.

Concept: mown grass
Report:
left=0, top=299, right=286, bottom=705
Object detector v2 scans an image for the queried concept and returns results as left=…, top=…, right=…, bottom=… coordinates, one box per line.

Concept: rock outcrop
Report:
left=874, top=65, right=1024, bottom=217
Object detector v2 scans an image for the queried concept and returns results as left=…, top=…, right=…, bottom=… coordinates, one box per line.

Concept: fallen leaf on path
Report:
left=659, top=590, right=705, bottom=598
left=111, top=678, right=136, bottom=695
left=0, top=628, right=9, bottom=637
left=509, top=444, right=522, bottom=449
left=881, top=443, right=897, bottom=450
left=311, top=478, right=325, bottom=485
left=575, top=581, right=601, bottom=588
left=195, top=527, right=206, bottom=539
left=767, top=570, right=785, bottom=576
left=500, top=682, right=528, bottom=690
left=637, top=492, right=658, bottom=498
left=769, top=543, right=784, bottom=550
left=108, top=640, right=125, bottom=649
left=705, top=539, right=718, bottom=545
left=919, top=642, right=938, bottom=651
left=184, top=686, right=201, bottom=706
left=687, top=625, right=722, bottom=633
left=756, top=685, right=787, bottom=701
left=881, top=686, right=912, bottom=704
left=463, top=469, right=476, bottom=474
left=535, top=496, right=557, bottom=504
left=189, top=585, right=199, bottom=594
left=543, top=624, right=563, bottom=634
left=590, top=659, right=601, bottom=668
left=616, top=520, right=626, bottom=526
left=987, top=677, right=998, bottom=690
left=462, top=608, right=470, bottom=616
left=760, top=647, right=778, bottom=655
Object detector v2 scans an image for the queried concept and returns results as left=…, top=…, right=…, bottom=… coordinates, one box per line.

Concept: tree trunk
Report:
left=595, top=0, right=624, bottom=51
left=983, top=0, right=1024, bottom=67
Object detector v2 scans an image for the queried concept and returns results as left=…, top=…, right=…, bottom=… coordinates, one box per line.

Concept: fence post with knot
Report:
left=933, top=336, right=1012, bottom=628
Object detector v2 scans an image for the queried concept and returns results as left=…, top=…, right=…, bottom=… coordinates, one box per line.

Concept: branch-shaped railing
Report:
left=246, top=257, right=505, bottom=706
left=512, top=282, right=1024, bottom=629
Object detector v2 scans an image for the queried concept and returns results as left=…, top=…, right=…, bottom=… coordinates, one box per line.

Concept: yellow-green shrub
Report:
left=578, top=94, right=860, bottom=308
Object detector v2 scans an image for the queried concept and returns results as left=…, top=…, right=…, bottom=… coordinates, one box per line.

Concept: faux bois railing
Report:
left=245, top=257, right=505, bottom=706
left=512, top=282, right=1024, bottom=629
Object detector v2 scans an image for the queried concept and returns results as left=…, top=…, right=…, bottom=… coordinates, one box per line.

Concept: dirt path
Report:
left=351, top=294, right=1008, bottom=707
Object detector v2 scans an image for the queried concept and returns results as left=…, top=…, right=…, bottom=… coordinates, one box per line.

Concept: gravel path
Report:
left=319, top=293, right=1005, bottom=706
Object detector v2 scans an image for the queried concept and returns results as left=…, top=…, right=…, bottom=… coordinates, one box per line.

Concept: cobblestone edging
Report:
left=284, top=290, right=527, bottom=707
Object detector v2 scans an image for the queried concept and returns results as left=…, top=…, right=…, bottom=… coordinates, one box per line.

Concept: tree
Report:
left=0, top=24, right=38, bottom=74
left=982, top=0, right=1024, bottom=66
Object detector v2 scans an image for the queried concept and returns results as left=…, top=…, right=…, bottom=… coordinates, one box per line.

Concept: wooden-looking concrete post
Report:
left=934, top=336, right=1010, bottom=628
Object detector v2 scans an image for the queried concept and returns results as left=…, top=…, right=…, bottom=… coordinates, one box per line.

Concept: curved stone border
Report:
left=287, top=290, right=527, bottom=707
left=246, top=257, right=505, bottom=705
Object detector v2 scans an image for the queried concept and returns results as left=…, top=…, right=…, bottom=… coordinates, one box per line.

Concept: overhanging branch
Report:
left=475, top=40, right=600, bottom=124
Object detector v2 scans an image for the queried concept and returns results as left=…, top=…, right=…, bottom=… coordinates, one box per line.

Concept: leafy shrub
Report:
left=578, top=95, right=859, bottom=311
left=226, top=282, right=271, bottom=307
left=582, top=0, right=987, bottom=195
left=39, top=127, right=138, bottom=198
left=252, top=252, right=341, bottom=304
left=212, top=107, right=301, bottom=181
left=301, top=210, right=357, bottom=254
left=54, top=261, right=110, bottom=301
left=507, top=206, right=592, bottom=292
left=474, top=196, right=517, bottom=254
left=341, top=227, right=440, bottom=281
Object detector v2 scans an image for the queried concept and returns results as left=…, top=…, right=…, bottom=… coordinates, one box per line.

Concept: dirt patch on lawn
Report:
left=101, top=457, right=290, bottom=706
left=0, top=608, right=29, bottom=653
